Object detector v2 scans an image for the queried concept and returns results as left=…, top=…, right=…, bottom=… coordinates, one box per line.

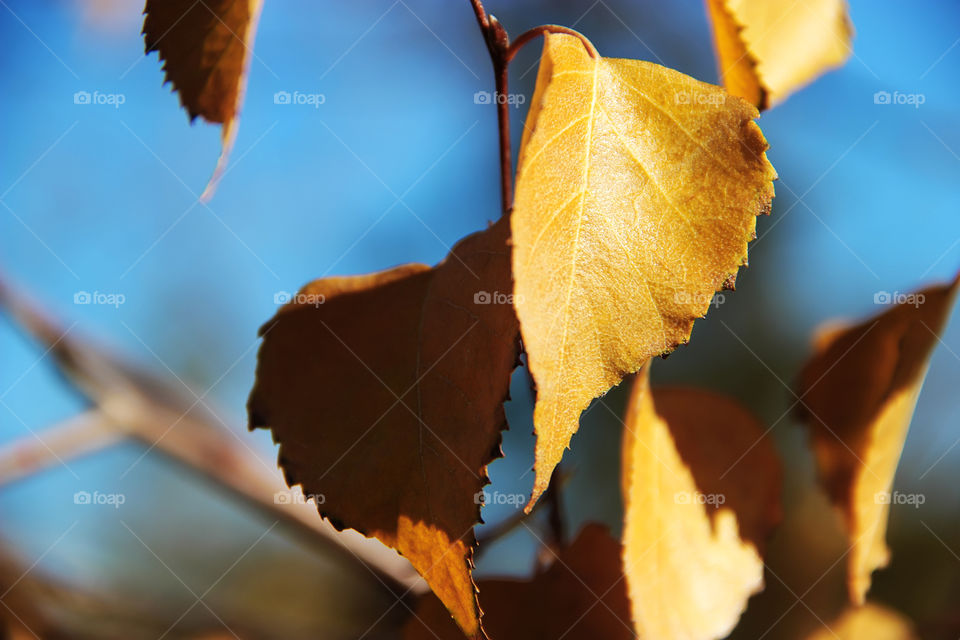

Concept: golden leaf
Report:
left=248, top=218, right=520, bottom=639
left=805, top=603, right=918, bottom=640
left=143, top=0, right=264, bottom=199
left=621, top=365, right=781, bottom=640
left=796, top=274, right=959, bottom=603
left=512, top=33, right=776, bottom=507
left=404, top=524, right=633, bottom=640
left=705, top=0, right=853, bottom=108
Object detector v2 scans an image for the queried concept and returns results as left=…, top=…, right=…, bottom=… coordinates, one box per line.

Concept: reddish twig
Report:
left=467, top=4, right=597, bottom=215
left=469, top=0, right=513, bottom=214
left=505, top=25, right=599, bottom=62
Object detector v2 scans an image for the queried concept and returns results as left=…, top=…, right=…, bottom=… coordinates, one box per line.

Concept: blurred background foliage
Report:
left=1, top=0, right=960, bottom=637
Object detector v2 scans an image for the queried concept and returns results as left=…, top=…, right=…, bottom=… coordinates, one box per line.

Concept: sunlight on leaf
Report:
left=143, top=0, right=264, bottom=200
left=796, top=274, right=959, bottom=603
left=404, top=524, right=633, bottom=640
left=805, top=603, right=918, bottom=640
left=512, top=33, right=776, bottom=508
left=248, top=217, right=519, bottom=639
left=705, top=0, right=853, bottom=108
left=621, top=364, right=781, bottom=640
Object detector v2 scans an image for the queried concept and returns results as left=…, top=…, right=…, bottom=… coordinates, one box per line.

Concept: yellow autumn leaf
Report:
left=805, top=603, right=918, bottom=640
left=796, top=274, right=960, bottom=603
left=512, top=33, right=776, bottom=507
left=143, top=0, right=264, bottom=200
left=622, top=365, right=781, bottom=640
left=705, top=0, right=853, bottom=108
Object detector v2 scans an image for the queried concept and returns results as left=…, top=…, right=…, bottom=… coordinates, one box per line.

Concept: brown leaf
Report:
left=804, top=603, right=918, bottom=640
left=705, top=0, right=853, bottom=108
left=512, top=33, right=776, bottom=507
left=796, top=274, right=959, bottom=603
left=143, top=0, right=264, bottom=199
left=248, top=217, right=520, bottom=639
left=404, top=524, right=633, bottom=640
left=621, top=364, right=781, bottom=640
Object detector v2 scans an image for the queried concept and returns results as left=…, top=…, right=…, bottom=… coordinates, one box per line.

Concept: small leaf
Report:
left=705, top=0, right=853, bottom=108
left=143, top=0, right=264, bottom=199
left=796, top=274, right=959, bottom=603
left=621, top=365, right=781, bottom=640
left=805, top=603, right=918, bottom=640
left=403, top=524, right=633, bottom=640
left=512, top=33, right=776, bottom=507
left=248, top=217, right=520, bottom=639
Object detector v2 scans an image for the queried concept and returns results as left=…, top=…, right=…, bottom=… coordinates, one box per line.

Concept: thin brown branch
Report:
left=544, top=466, right=567, bottom=551
left=466, top=7, right=599, bottom=215
left=474, top=492, right=547, bottom=557
left=474, top=469, right=569, bottom=559
left=468, top=0, right=489, bottom=30
left=468, top=2, right=513, bottom=214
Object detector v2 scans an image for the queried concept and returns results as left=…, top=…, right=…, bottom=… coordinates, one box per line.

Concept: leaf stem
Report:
left=468, top=5, right=597, bottom=215
left=505, top=25, right=599, bottom=63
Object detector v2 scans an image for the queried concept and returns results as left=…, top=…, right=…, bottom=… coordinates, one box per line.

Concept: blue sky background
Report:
left=2, top=0, right=960, bottom=637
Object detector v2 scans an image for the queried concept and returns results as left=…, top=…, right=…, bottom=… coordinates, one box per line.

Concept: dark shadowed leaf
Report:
left=249, top=217, right=520, bottom=638
left=143, top=0, right=264, bottom=199
left=796, top=274, right=959, bottom=602
left=404, top=524, right=633, bottom=640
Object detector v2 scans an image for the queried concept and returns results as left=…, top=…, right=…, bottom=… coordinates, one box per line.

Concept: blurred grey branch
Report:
left=0, top=276, right=422, bottom=637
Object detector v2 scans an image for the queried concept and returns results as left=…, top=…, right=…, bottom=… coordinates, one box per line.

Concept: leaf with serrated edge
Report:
left=796, top=273, right=959, bottom=603
left=705, top=0, right=853, bottom=108
left=512, top=33, right=776, bottom=508
left=622, top=364, right=781, bottom=640
left=143, top=0, right=263, bottom=200
left=403, top=524, right=633, bottom=640
left=248, top=217, right=520, bottom=639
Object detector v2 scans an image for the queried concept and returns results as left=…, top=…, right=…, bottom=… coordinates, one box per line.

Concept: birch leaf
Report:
left=143, top=0, right=264, bottom=199
left=621, top=365, right=781, bottom=640
left=512, top=33, right=776, bottom=507
left=796, top=274, right=959, bottom=603
left=249, top=217, right=520, bottom=639
left=705, top=0, right=853, bottom=108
